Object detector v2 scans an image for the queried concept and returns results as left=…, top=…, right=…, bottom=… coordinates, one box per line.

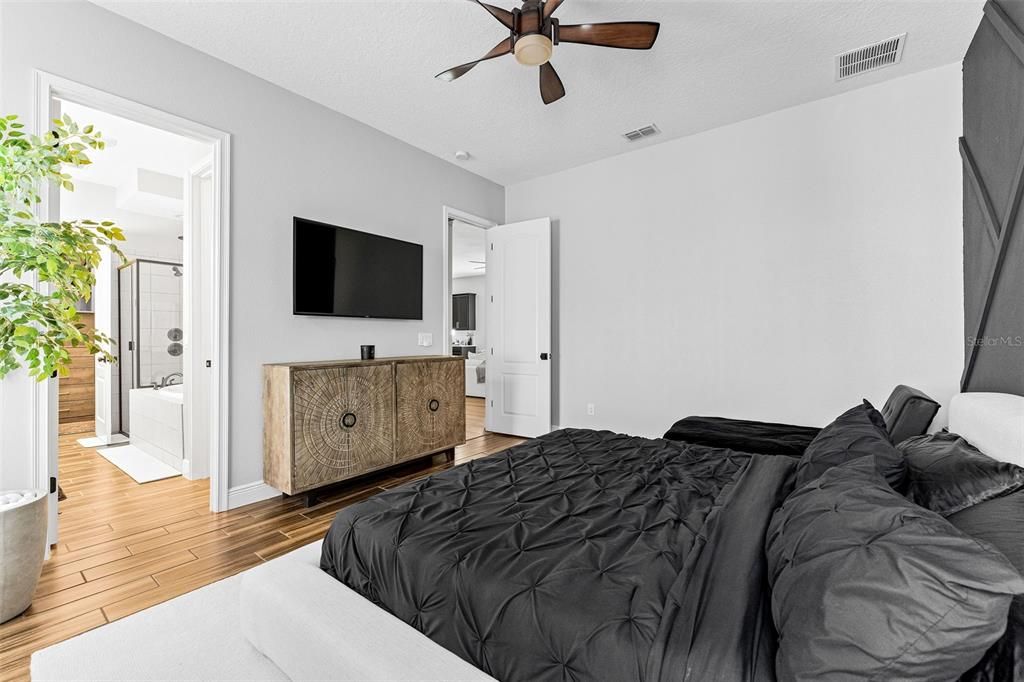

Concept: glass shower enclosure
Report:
left=117, top=259, right=184, bottom=433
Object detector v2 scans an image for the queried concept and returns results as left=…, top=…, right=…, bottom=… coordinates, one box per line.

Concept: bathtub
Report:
left=129, top=385, right=184, bottom=470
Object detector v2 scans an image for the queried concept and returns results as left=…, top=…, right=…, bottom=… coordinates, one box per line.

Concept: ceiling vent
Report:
left=623, top=124, right=660, bottom=142
left=835, top=33, right=906, bottom=81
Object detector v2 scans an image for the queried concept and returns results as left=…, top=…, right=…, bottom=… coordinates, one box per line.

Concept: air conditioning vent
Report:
left=623, top=124, right=660, bottom=142
left=835, top=33, right=906, bottom=81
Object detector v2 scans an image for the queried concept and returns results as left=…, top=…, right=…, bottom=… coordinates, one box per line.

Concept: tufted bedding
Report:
left=320, top=428, right=796, bottom=681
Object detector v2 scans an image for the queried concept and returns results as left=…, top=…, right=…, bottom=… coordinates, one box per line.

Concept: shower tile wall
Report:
left=139, top=262, right=183, bottom=386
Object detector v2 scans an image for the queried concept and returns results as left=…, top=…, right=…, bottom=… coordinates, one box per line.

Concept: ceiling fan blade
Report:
left=435, top=37, right=513, bottom=82
left=472, top=0, right=515, bottom=30
left=539, top=62, right=566, bottom=105
left=557, top=22, right=660, bottom=50
left=543, top=0, right=566, bottom=20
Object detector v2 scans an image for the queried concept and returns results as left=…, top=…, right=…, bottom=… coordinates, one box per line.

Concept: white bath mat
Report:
left=95, top=444, right=180, bottom=484
left=77, top=433, right=128, bottom=448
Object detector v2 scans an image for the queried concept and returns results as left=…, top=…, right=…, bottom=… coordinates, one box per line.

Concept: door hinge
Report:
left=206, top=360, right=212, bottom=368
left=128, top=340, right=134, bottom=351
left=50, top=476, right=57, bottom=494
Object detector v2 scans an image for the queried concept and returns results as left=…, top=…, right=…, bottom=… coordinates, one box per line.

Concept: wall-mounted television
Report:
left=293, top=217, right=423, bottom=320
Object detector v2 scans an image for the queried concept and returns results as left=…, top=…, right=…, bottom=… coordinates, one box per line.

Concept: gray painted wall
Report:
left=0, top=0, right=504, bottom=491
left=507, top=65, right=964, bottom=436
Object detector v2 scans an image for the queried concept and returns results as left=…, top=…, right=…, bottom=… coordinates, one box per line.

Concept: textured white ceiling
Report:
left=94, top=0, right=983, bottom=185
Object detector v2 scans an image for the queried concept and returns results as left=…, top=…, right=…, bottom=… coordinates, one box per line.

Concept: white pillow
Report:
left=949, top=392, right=1024, bottom=466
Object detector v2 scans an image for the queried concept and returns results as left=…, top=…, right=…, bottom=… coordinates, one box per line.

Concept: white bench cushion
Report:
left=240, top=543, right=494, bottom=682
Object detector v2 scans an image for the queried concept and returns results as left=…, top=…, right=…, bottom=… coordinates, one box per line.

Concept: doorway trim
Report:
left=32, top=71, right=232, bottom=515
left=441, top=206, right=497, bottom=358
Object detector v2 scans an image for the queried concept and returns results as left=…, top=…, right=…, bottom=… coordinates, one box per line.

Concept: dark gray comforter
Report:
left=320, top=428, right=796, bottom=681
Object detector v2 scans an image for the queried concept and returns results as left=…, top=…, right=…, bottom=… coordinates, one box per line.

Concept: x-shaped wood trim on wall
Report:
left=959, top=1, right=1024, bottom=391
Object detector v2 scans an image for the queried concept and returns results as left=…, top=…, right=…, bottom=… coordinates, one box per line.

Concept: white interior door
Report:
left=183, top=156, right=215, bottom=480
left=93, top=246, right=117, bottom=441
left=485, top=218, right=551, bottom=437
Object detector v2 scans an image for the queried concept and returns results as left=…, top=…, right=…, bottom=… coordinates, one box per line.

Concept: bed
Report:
left=243, top=392, right=1024, bottom=681
left=321, top=429, right=793, bottom=681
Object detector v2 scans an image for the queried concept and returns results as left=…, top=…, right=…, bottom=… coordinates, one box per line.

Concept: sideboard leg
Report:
left=444, top=448, right=455, bottom=463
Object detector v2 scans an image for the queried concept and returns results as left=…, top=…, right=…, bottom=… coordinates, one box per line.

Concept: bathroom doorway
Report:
left=56, top=99, right=211, bottom=486
left=32, top=73, right=231, bottom=548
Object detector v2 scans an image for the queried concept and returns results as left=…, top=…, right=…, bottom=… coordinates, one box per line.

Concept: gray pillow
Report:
left=900, top=432, right=1024, bottom=516
left=794, top=400, right=905, bottom=490
left=767, top=456, right=1024, bottom=681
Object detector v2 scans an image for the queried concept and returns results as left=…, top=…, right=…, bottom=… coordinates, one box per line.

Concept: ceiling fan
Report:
left=436, top=0, right=660, bottom=105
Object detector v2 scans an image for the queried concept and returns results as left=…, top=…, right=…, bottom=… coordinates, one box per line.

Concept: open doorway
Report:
left=34, top=73, right=231, bottom=549
left=443, top=208, right=496, bottom=443
left=451, top=220, right=487, bottom=439
left=57, top=99, right=212, bottom=490
left=445, top=211, right=553, bottom=439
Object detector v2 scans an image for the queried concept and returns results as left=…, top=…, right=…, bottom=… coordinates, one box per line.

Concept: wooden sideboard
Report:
left=263, top=355, right=465, bottom=497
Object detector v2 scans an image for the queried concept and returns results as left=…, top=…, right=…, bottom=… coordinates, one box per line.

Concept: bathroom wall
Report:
left=62, top=180, right=184, bottom=261
left=138, top=261, right=184, bottom=386
left=63, top=180, right=184, bottom=430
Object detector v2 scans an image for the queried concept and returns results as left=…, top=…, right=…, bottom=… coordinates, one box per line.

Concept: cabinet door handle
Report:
left=340, top=412, right=357, bottom=429
left=428, top=399, right=440, bottom=412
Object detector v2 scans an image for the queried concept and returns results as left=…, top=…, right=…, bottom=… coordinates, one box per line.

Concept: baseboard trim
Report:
left=226, top=481, right=280, bottom=510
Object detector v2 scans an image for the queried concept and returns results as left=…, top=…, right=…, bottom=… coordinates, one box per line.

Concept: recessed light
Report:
left=454, top=151, right=471, bottom=162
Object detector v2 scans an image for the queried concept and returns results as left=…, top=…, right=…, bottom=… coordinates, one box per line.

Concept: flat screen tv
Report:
left=293, top=217, right=423, bottom=319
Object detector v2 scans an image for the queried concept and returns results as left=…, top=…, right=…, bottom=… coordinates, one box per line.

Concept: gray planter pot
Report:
left=0, top=490, right=47, bottom=623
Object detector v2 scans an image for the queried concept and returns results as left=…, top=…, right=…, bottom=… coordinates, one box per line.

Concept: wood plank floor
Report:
left=0, top=402, right=520, bottom=681
left=466, top=396, right=485, bottom=440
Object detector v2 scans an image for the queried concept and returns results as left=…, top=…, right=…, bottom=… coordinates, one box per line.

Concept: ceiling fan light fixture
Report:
left=514, top=34, right=553, bottom=66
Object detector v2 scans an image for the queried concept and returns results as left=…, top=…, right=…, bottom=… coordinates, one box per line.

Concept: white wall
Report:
left=62, top=181, right=184, bottom=262
left=506, top=63, right=964, bottom=436
left=452, top=275, right=486, bottom=351
left=0, top=1, right=504, bottom=492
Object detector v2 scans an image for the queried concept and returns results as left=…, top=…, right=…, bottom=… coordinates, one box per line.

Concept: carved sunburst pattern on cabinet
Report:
left=292, top=365, right=394, bottom=490
left=396, top=360, right=464, bottom=461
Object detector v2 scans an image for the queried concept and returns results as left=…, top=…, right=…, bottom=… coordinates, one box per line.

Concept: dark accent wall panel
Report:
left=961, top=0, right=1024, bottom=394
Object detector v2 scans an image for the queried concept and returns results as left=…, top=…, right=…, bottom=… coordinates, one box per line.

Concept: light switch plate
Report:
left=417, top=333, right=433, bottom=347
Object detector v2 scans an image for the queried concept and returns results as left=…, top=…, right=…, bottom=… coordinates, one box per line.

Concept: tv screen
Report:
left=293, top=217, right=423, bottom=319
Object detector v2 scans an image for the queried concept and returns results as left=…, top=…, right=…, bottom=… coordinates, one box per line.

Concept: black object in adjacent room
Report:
left=452, top=293, right=476, bottom=330
left=293, top=217, right=423, bottom=320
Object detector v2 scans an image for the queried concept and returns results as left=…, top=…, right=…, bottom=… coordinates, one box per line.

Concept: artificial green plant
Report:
left=0, top=113, right=125, bottom=381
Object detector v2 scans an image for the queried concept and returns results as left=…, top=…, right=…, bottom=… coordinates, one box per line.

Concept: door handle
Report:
left=540, top=353, right=550, bottom=360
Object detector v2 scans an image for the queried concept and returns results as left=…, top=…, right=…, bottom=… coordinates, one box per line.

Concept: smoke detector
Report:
left=622, top=124, right=660, bottom=142
left=835, top=33, right=906, bottom=81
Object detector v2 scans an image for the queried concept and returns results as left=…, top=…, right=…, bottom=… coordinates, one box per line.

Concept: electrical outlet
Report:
left=417, top=333, right=433, bottom=347
left=586, top=403, right=595, bottom=416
